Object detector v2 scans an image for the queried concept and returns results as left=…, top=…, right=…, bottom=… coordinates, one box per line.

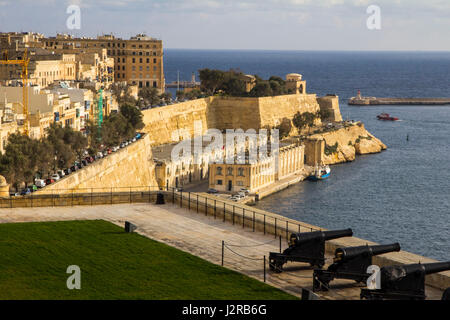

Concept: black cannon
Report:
left=360, top=261, right=450, bottom=300
left=269, top=228, right=353, bottom=272
left=313, top=243, right=401, bottom=291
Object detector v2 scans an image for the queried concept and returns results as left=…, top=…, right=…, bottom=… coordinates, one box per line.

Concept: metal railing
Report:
left=0, top=186, right=321, bottom=240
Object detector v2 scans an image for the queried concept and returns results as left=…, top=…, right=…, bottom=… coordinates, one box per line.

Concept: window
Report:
left=237, top=181, right=244, bottom=186
left=238, top=168, right=245, bottom=176
left=216, top=167, right=223, bottom=175
left=132, top=58, right=135, bottom=63
left=139, top=58, right=143, bottom=63
left=227, top=167, right=233, bottom=176
left=153, top=58, right=157, bottom=63
left=146, top=58, right=150, bottom=63
left=217, top=180, right=223, bottom=185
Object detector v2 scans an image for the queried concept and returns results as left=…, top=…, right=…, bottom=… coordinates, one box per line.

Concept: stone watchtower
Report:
left=285, top=73, right=306, bottom=94
left=0, top=175, right=9, bottom=198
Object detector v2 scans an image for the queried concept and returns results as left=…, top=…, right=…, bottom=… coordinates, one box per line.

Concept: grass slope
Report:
left=0, top=220, right=296, bottom=300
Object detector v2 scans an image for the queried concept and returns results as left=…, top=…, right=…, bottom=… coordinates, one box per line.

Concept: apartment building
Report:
left=42, top=33, right=164, bottom=92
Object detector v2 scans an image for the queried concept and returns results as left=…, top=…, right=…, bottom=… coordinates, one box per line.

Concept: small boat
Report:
left=377, top=113, right=399, bottom=121
left=307, top=165, right=331, bottom=181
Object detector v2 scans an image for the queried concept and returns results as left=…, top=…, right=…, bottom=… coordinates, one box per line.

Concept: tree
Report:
left=276, top=118, right=292, bottom=139
left=139, top=87, right=160, bottom=106
left=0, top=133, right=37, bottom=190
left=223, top=77, right=246, bottom=97
left=45, top=123, right=76, bottom=170
left=249, top=81, right=273, bottom=97
left=120, top=104, right=144, bottom=131
left=111, top=83, right=137, bottom=106
left=293, top=112, right=316, bottom=134
left=199, top=69, right=226, bottom=95
left=85, top=120, right=102, bottom=155
left=102, top=113, right=134, bottom=147
left=160, top=91, right=172, bottom=104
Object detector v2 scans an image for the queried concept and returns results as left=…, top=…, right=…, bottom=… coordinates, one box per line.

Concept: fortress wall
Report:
left=317, top=95, right=343, bottom=122
left=36, top=134, right=158, bottom=193
left=141, top=98, right=210, bottom=145
left=257, top=94, right=321, bottom=128
left=141, top=94, right=325, bottom=146
left=208, top=96, right=262, bottom=130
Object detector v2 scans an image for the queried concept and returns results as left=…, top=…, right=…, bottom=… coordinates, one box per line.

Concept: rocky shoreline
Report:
left=311, top=122, right=387, bottom=165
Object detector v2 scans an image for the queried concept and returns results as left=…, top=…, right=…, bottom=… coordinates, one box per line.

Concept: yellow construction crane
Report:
left=0, top=49, right=30, bottom=136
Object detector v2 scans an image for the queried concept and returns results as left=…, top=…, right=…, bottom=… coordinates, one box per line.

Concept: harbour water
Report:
left=165, top=49, right=450, bottom=260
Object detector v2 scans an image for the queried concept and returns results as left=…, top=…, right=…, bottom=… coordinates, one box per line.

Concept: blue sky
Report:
left=0, top=0, right=449, bottom=51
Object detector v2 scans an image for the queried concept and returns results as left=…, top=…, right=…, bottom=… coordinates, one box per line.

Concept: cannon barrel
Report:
left=290, top=228, right=353, bottom=245
left=383, top=261, right=450, bottom=280
left=335, top=243, right=400, bottom=262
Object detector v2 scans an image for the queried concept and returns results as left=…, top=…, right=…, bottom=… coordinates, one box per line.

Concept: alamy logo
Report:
left=66, top=5, right=81, bottom=30
left=66, top=265, right=81, bottom=289
left=170, top=121, right=280, bottom=175
left=366, top=5, right=381, bottom=30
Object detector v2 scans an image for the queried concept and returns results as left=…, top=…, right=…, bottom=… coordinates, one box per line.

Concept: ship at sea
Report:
left=348, top=90, right=450, bottom=106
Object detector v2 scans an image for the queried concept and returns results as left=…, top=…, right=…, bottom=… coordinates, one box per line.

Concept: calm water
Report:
left=165, top=50, right=450, bottom=261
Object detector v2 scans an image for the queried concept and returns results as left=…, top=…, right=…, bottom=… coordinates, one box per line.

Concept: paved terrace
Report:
left=0, top=202, right=444, bottom=300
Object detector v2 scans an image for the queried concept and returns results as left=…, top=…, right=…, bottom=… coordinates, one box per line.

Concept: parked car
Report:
left=31, top=185, right=38, bottom=192
left=35, top=179, right=46, bottom=188
left=70, top=165, right=77, bottom=172
left=102, top=150, right=108, bottom=157
left=107, top=148, right=112, bottom=154
left=132, top=137, right=137, bottom=142
left=239, top=188, right=250, bottom=195
left=135, top=133, right=142, bottom=139
left=45, top=178, right=55, bottom=185
left=238, top=192, right=246, bottom=198
left=10, top=192, right=20, bottom=197
left=230, top=196, right=240, bottom=202
left=64, top=168, right=72, bottom=176
left=112, top=146, right=119, bottom=152
left=81, top=160, right=88, bottom=166
left=96, top=151, right=103, bottom=159
left=120, top=142, right=126, bottom=148
left=85, top=156, right=94, bottom=163
left=207, top=188, right=219, bottom=194
left=57, top=170, right=65, bottom=178
left=51, top=173, right=60, bottom=181
left=20, top=188, right=31, bottom=196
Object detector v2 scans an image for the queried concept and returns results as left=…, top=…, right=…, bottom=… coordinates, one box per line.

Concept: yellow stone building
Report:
left=42, top=34, right=164, bottom=92
left=0, top=49, right=77, bottom=88
left=209, top=142, right=305, bottom=193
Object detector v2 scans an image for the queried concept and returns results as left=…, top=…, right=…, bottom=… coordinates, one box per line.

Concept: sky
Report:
left=0, top=0, right=449, bottom=51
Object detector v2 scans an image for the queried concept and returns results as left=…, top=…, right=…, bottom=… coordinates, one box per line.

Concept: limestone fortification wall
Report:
left=142, top=98, right=210, bottom=145
left=312, top=123, right=387, bottom=165
left=35, top=134, right=158, bottom=193
left=142, top=94, right=325, bottom=146
left=257, top=94, right=321, bottom=128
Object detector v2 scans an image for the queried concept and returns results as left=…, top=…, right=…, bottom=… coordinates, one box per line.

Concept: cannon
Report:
left=360, top=261, right=450, bottom=300
left=313, top=243, right=401, bottom=291
left=269, top=228, right=353, bottom=272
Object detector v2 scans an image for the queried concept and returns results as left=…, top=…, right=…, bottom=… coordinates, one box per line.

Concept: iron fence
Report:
left=1, top=186, right=321, bottom=240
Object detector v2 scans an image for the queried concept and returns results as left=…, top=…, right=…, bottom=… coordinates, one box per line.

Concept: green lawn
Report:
left=0, top=220, right=296, bottom=300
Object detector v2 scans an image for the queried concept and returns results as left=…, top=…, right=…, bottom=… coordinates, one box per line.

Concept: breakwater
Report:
left=349, top=97, right=450, bottom=106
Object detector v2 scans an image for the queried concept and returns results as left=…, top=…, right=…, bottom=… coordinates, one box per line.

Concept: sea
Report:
left=164, top=49, right=450, bottom=261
